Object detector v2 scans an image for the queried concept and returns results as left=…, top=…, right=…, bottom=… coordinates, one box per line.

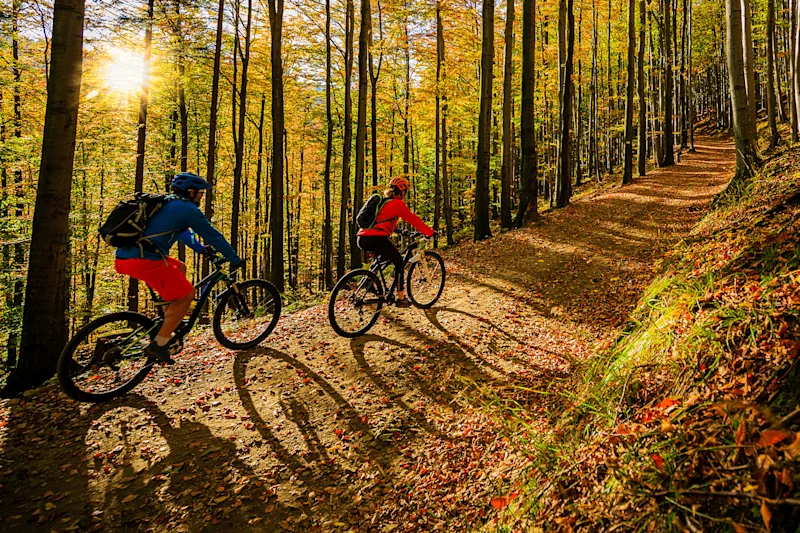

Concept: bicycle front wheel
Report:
left=329, top=269, right=384, bottom=337
left=407, top=251, right=446, bottom=309
left=213, top=279, right=281, bottom=349
left=57, top=312, right=157, bottom=402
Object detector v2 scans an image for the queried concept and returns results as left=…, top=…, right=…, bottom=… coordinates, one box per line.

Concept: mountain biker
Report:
left=115, top=172, right=242, bottom=363
left=357, top=176, right=434, bottom=308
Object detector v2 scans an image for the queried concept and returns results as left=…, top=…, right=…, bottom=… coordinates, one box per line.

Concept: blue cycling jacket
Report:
left=115, top=195, right=240, bottom=263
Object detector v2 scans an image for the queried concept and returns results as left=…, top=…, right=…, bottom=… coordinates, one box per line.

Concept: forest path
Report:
left=0, top=137, right=734, bottom=532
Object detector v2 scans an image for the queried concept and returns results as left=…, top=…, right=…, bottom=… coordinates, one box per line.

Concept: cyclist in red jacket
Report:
left=357, top=176, right=434, bottom=307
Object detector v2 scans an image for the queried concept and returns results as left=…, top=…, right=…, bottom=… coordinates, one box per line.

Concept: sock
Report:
left=155, top=335, right=170, bottom=347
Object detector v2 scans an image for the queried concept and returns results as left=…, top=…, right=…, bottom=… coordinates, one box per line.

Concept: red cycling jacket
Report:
left=357, top=198, right=434, bottom=238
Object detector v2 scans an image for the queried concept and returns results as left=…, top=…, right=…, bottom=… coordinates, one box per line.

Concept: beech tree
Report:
left=9, top=0, right=85, bottom=394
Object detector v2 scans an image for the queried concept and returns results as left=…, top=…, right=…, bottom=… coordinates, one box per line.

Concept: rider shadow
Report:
left=422, top=305, right=571, bottom=375
left=98, top=395, right=295, bottom=531
left=0, top=390, right=298, bottom=532
left=349, top=334, right=449, bottom=436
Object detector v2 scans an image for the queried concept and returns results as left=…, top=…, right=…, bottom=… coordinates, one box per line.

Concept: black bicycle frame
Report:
left=162, top=267, right=233, bottom=339
left=368, top=240, right=419, bottom=299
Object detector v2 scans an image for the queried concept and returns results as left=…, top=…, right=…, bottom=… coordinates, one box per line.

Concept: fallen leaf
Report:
left=121, top=494, right=137, bottom=504
left=761, top=500, right=772, bottom=530
left=650, top=453, right=665, bottom=470
left=490, top=491, right=519, bottom=509
left=757, top=430, right=792, bottom=448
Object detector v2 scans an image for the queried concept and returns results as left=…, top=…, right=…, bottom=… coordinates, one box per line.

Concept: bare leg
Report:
left=158, top=288, right=195, bottom=339
left=158, top=261, right=192, bottom=338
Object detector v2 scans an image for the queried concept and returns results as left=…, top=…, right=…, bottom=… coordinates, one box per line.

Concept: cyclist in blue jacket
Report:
left=115, top=173, right=242, bottom=363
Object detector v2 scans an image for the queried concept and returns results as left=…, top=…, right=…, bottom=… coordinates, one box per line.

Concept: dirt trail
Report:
left=0, top=137, right=734, bottom=532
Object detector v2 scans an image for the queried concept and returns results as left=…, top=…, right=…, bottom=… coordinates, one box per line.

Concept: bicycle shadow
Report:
left=0, top=390, right=298, bottom=532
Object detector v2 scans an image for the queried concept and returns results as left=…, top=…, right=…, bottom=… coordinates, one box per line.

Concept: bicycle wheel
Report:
left=407, top=251, right=446, bottom=309
left=329, top=269, right=384, bottom=337
left=57, top=312, right=157, bottom=402
left=213, top=279, right=281, bottom=349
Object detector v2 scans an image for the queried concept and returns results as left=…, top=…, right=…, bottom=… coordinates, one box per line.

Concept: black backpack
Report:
left=99, top=192, right=173, bottom=250
left=356, top=194, right=392, bottom=229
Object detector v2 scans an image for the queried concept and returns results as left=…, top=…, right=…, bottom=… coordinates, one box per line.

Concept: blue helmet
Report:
left=172, top=172, right=211, bottom=192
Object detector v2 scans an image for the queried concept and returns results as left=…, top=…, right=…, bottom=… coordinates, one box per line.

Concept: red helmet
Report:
left=389, top=176, right=411, bottom=192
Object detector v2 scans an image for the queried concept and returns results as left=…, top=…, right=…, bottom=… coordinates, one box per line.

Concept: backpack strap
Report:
left=373, top=198, right=397, bottom=227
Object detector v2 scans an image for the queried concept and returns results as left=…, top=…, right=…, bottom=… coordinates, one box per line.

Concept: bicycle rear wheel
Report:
left=407, top=251, right=446, bottom=309
left=213, top=279, right=281, bottom=349
left=57, top=312, right=157, bottom=402
left=329, top=269, right=384, bottom=337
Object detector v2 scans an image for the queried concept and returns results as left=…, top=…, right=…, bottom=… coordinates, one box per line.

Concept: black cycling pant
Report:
left=357, top=236, right=404, bottom=293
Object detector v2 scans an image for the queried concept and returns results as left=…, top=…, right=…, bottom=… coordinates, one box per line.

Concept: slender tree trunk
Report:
left=660, top=0, right=675, bottom=167
left=353, top=0, right=371, bottom=268
left=637, top=0, right=646, bottom=175
left=623, top=0, right=635, bottom=184
left=688, top=0, right=695, bottom=151
left=369, top=1, right=383, bottom=188
left=556, top=0, right=574, bottom=207
left=435, top=0, right=443, bottom=247
left=203, top=0, right=225, bottom=282
left=475, top=0, right=494, bottom=240
left=767, top=0, right=780, bottom=147
left=268, top=0, right=285, bottom=291
left=403, top=19, right=411, bottom=181
left=501, top=0, right=514, bottom=228
left=440, top=9, right=454, bottom=245
left=127, top=0, right=155, bottom=313
left=515, top=0, right=537, bottom=226
left=791, top=0, right=798, bottom=141
left=324, top=0, right=334, bottom=288
left=231, top=0, right=252, bottom=253
left=741, top=0, right=758, bottom=140
left=338, top=0, right=354, bottom=279
left=726, top=0, right=760, bottom=181
left=255, top=94, right=266, bottom=279
left=11, top=0, right=85, bottom=394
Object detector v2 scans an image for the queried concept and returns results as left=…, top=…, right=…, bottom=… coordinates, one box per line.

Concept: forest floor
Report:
left=0, top=136, right=733, bottom=533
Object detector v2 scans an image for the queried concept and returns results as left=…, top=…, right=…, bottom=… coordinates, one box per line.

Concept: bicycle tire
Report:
left=329, top=269, right=384, bottom=337
left=213, top=279, right=281, bottom=349
left=57, top=312, right=157, bottom=402
left=407, top=251, right=446, bottom=309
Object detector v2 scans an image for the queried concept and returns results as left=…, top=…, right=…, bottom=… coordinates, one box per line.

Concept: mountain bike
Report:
left=328, top=229, right=446, bottom=337
left=57, top=248, right=281, bottom=402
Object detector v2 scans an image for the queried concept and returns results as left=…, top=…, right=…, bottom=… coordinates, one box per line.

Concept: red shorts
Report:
left=115, top=257, right=194, bottom=301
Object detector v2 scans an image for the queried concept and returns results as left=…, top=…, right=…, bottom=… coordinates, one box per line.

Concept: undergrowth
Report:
left=487, top=138, right=800, bottom=532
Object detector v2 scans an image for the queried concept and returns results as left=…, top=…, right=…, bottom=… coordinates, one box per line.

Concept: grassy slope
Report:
left=490, top=136, right=800, bottom=532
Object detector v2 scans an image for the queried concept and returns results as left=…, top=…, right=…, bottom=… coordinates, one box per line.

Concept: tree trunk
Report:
left=352, top=0, right=371, bottom=269
left=435, top=0, right=443, bottom=247
left=741, top=0, right=758, bottom=140
left=767, top=0, right=780, bottom=147
left=440, top=10, right=454, bottom=245
left=556, top=0, right=574, bottom=207
left=660, top=0, right=675, bottom=167
left=203, top=0, right=225, bottom=283
left=725, top=0, right=760, bottom=181
left=338, top=0, right=354, bottom=279
left=128, top=0, right=155, bottom=313
left=231, top=0, right=252, bottom=253
left=637, top=0, right=646, bottom=175
left=515, top=0, right=537, bottom=226
left=474, top=0, right=494, bottom=240
left=10, top=0, right=85, bottom=394
left=369, top=1, right=383, bottom=188
left=501, top=0, right=514, bottom=229
left=268, top=0, right=285, bottom=291
left=254, top=94, right=266, bottom=279
left=623, top=0, right=635, bottom=185
left=323, top=0, right=334, bottom=288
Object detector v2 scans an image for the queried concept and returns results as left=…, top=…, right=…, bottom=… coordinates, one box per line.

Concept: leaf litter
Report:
left=0, top=136, right=745, bottom=531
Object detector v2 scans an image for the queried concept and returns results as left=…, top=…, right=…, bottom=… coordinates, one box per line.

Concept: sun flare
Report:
left=105, top=49, right=144, bottom=93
